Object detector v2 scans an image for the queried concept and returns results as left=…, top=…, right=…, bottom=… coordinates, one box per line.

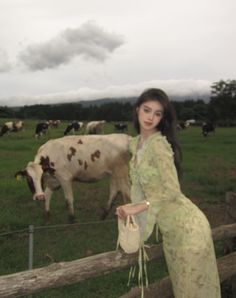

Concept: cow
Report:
left=202, top=122, right=215, bottom=137
left=64, top=121, right=83, bottom=136
left=15, top=134, right=131, bottom=223
left=185, top=119, right=196, bottom=127
left=177, top=119, right=196, bottom=130
left=85, top=121, right=106, bottom=134
left=177, top=121, right=187, bottom=130
left=0, top=120, right=24, bottom=137
left=48, top=120, right=61, bottom=128
left=114, top=122, right=128, bottom=133
left=35, top=122, right=49, bottom=139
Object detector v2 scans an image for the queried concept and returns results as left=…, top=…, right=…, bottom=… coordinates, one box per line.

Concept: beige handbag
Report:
left=117, top=215, right=141, bottom=254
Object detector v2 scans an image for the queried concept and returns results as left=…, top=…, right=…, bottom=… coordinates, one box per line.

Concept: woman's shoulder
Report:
left=128, top=135, right=139, bottom=153
left=150, top=133, right=173, bottom=155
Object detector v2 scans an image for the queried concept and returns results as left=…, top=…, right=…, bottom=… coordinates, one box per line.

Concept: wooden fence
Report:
left=0, top=223, right=235, bottom=298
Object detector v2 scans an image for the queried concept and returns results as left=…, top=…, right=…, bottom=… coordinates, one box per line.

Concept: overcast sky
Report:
left=0, top=0, right=235, bottom=106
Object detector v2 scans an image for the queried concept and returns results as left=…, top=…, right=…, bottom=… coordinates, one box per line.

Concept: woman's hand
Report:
left=116, top=203, right=148, bottom=220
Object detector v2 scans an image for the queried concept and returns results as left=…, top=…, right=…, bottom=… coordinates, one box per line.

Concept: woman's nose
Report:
left=148, top=113, right=154, bottom=120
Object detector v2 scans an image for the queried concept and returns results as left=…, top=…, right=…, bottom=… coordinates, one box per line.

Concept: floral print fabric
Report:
left=129, top=132, right=221, bottom=298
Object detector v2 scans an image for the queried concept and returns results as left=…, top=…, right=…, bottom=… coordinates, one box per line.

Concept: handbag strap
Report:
left=126, top=214, right=137, bottom=227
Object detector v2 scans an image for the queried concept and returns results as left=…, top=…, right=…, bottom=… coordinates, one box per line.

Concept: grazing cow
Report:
left=114, top=122, right=128, bottom=133
left=49, top=120, right=61, bottom=128
left=185, top=119, right=196, bottom=126
left=64, top=121, right=83, bottom=136
left=202, top=122, right=215, bottom=137
left=177, top=119, right=196, bottom=130
left=85, top=120, right=106, bottom=134
left=177, top=121, right=187, bottom=130
left=35, top=122, right=49, bottom=139
left=0, top=120, right=24, bottom=137
left=15, top=134, right=131, bottom=223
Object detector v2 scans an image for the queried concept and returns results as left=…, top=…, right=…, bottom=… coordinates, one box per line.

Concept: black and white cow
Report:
left=15, top=134, right=131, bottom=223
left=35, top=122, right=49, bottom=139
left=64, top=122, right=83, bottom=136
left=202, top=122, right=215, bottom=137
left=114, top=122, right=128, bottom=133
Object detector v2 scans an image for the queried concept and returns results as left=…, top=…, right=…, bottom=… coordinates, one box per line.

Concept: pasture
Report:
left=0, top=119, right=235, bottom=297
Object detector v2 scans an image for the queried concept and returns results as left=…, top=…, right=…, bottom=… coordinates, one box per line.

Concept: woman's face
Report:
left=137, top=100, right=164, bottom=134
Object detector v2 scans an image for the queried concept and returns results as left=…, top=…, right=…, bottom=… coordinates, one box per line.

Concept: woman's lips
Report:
left=144, top=121, right=153, bottom=126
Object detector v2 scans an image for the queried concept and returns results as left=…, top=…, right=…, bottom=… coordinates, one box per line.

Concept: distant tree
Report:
left=0, top=106, right=14, bottom=118
left=178, top=107, right=195, bottom=120
left=208, top=79, right=236, bottom=123
left=211, top=79, right=236, bottom=98
left=193, top=100, right=207, bottom=120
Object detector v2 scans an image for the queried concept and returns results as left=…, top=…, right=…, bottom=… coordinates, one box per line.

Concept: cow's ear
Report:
left=14, top=170, right=27, bottom=180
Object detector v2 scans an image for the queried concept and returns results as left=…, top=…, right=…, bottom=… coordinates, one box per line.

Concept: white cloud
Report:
left=18, top=21, right=125, bottom=71
left=0, top=79, right=211, bottom=107
left=0, top=0, right=235, bottom=106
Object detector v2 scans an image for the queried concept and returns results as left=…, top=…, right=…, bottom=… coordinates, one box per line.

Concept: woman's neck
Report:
left=138, top=130, right=159, bottom=148
left=140, top=129, right=157, bottom=141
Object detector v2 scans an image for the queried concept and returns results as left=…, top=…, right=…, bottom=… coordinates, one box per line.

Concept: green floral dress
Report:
left=129, top=131, right=221, bottom=298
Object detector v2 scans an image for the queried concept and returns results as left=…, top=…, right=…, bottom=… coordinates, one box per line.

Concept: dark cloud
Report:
left=18, top=21, right=124, bottom=71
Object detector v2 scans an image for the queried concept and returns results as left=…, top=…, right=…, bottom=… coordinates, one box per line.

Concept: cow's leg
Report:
left=44, top=188, right=53, bottom=224
left=101, top=178, right=119, bottom=220
left=60, top=180, right=76, bottom=223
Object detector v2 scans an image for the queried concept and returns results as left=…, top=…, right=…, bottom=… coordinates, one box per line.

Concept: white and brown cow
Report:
left=0, top=120, right=24, bottom=137
left=85, top=120, right=106, bottom=134
left=15, top=134, right=131, bottom=223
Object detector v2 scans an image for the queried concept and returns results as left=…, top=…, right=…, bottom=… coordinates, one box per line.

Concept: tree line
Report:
left=0, top=80, right=235, bottom=126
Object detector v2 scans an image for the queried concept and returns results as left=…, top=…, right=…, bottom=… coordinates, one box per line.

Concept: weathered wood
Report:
left=212, top=223, right=236, bottom=241
left=119, top=252, right=236, bottom=298
left=0, top=247, right=163, bottom=298
left=0, top=223, right=235, bottom=297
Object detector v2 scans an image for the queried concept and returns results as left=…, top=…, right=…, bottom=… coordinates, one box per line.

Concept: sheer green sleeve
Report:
left=139, top=137, right=181, bottom=207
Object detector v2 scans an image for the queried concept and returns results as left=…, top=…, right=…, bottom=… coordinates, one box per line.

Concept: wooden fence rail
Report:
left=120, top=252, right=236, bottom=298
left=0, top=223, right=235, bottom=298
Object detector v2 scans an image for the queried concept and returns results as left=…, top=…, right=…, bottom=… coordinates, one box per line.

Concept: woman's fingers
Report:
left=116, top=206, right=127, bottom=219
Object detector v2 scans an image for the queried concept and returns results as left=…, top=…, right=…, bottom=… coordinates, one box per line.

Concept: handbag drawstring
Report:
left=127, top=244, right=149, bottom=298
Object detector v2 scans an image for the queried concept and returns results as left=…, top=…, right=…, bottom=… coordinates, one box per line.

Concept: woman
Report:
left=116, top=88, right=221, bottom=297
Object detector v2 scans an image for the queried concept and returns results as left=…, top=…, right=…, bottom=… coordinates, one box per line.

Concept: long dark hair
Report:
left=133, top=88, right=182, bottom=180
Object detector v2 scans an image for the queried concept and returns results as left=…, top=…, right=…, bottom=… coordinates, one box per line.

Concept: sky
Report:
left=0, top=0, right=235, bottom=107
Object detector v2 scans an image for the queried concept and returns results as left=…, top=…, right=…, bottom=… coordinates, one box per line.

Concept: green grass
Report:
left=178, top=127, right=236, bottom=202
left=0, top=119, right=236, bottom=297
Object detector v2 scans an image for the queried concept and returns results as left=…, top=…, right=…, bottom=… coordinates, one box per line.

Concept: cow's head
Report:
left=15, top=162, right=45, bottom=201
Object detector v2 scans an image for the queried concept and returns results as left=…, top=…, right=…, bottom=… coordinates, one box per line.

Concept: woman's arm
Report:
left=116, top=201, right=150, bottom=220
left=140, top=138, right=181, bottom=205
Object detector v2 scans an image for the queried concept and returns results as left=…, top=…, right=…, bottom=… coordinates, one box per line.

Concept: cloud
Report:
left=0, top=49, right=12, bottom=72
left=18, top=21, right=124, bottom=71
left=0, top=79, right=211, bottom=107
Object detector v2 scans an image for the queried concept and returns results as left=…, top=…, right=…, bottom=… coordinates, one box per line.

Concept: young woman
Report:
left=116, top=88, right=221, bottom=297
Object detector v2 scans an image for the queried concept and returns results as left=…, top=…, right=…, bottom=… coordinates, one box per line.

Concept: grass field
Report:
left=0, top=119, right=235, bottom=297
